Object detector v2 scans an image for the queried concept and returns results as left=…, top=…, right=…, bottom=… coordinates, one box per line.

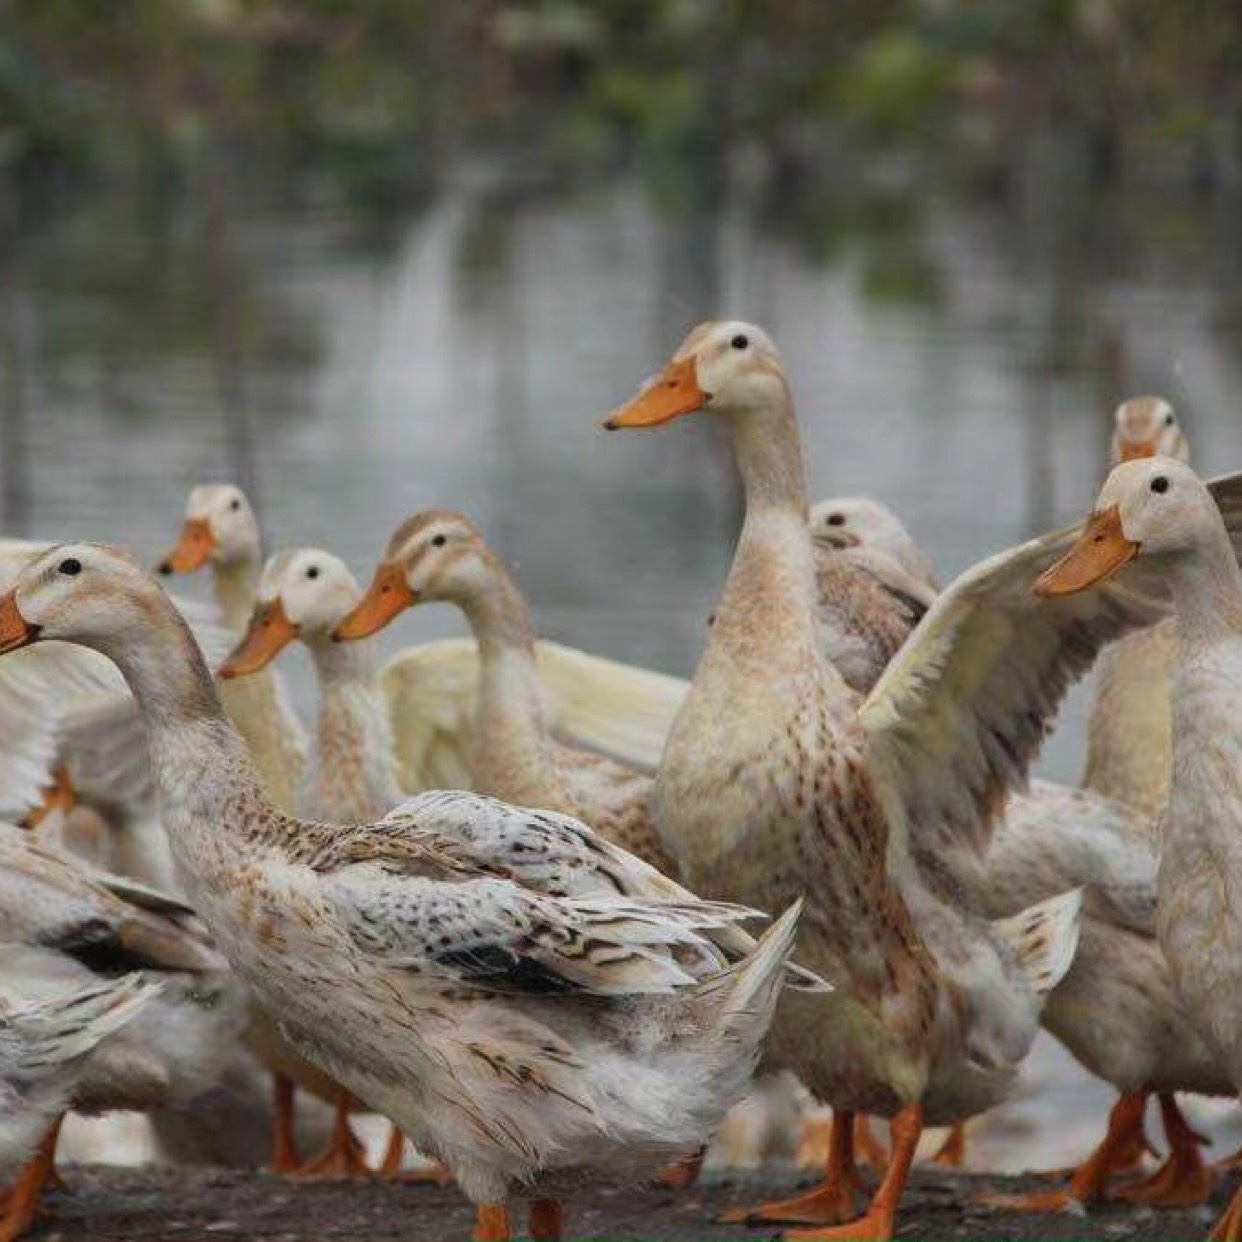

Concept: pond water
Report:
left=6, top=150, right=1242, bottom=1166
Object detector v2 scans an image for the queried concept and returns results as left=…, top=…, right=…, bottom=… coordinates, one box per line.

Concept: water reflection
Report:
left=3, top=154, right=1242, bottom=787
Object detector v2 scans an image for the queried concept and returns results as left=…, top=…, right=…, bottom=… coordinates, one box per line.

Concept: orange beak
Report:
left=0, top=590, right=38, bottom=654
left=1118, top=439, right=1157, bottom=462
left=1033, top=506, right=1141, bottom=597
left=157, top=518, right=215, bottom=575
left=603, top=356, right=708, bottom=429
left=218, top=598, right=299, bottom=679
left=332, top=562, right=416, bottom=642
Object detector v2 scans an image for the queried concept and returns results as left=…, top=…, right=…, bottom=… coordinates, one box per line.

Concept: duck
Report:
left=597, top=319, right=1204, bottom=1241
left=1032, top=453, right=1242, bottom=1241
left=336, top=511, right=679, bottom=876
left=0, top=821, right=246, bottom=1239
left=0, top=962, right=166, bottom=1242
left=219, top=547, right=441, bottom=1181
left=0, top=542, right=815, bottom=1242
left=156, top=483, right=308, bottom=813
left=1081, top=397, right=1189, bottom=818
left=809, top=497, right=939, bottom=592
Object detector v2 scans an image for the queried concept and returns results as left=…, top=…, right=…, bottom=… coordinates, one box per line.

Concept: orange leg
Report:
left=785, top=1101, right=923, bottom=1242
left=1213, top=1181, right=1242, bottom=1242
left=472, top=1203, right=511, bottom=1242
left=930, top=1122, right=966, bottom=1169
left=296, top=1091, right=370, bottom=1178
left=654, top=1147, right=705, bottom=1190
left=981, top=1090, right=1150, bottom=1212
left=270, top=1073, right=301, bottom=1174
left=0, top=1116, right=62, bottom=1242
left=719, top=1109, right=865, bottom=1226
left=378, top=1127, right=452, bottom=1184
left=854, top=1116, right=888, bottom=1171
left=529, top=1198, right=564, bottom=1242
left=1112, top=1092, right=1211, bottom=1208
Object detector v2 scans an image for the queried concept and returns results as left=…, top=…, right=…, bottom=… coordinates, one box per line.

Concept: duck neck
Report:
left=710, top=396, right=834, bottom=683
left=214, top=555, right=261, bottom=632
left=1168, top=531, right=1242, bottom=652
left=457, top=562, right=556, bottom=797
left=305, top=633, right=402, bottom=818
left=96, top=608, right=280, bottom=873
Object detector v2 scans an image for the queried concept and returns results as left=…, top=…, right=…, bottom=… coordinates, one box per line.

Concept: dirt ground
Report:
left=31, top=1165, right=1230, bottom=1241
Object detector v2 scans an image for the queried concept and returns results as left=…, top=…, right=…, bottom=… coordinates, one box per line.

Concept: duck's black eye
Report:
left=230, top=499, right=241, bottom=511
left=1151, top=476, right=1170, bottom=494
left=730, top=334, right=748, bottom=350
left=306, top=566, right=319, bottom=580
left=1165, top=411, right=1176, bottom=426
left=59, top=558, right=81, bottom=576
left=432, top=534, right=447, bottom=547
left=826, top=513, right=846, bottom=527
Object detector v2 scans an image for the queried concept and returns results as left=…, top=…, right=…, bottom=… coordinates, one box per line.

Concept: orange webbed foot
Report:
left=718, top=1178, right=864, bottom=1227
left=929, top=1123, right=966, bottom=1169
left=784, top=1205, right=897, bottom=1242
left=472, top=1203, right=511, bottom=1242
left=1111, top=1092, right=1211, bottom=1209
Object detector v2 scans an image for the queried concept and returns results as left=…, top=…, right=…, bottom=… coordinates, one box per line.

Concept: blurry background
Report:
left=4, top=0, right=1242, bottom=1169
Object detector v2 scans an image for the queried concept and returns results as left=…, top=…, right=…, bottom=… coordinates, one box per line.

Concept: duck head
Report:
left=1035, top=457, right=1215, bottom=597
left=219, top=549, right=362, bottom=678
left=604, top=320, right=787, bottom=429
left=333, top=511, right=494, bottom=642
left=1111, top=397, right=1187, bottom=465
left=157, top=484, right=261, bottom=576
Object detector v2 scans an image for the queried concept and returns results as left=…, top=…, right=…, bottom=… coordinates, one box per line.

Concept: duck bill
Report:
left=157, top=519, right=215, bottom=575
left=218, top=599, right=298, bottom=679
left=0, top=590, right=39, bottom=654
left=1118, top=439, right=1157, bottom=462
left=333, top=563, right=416, bottom=642
left=603, top=357, right=707, bottom=429
left=1033, top=506, right=1140, bottom=597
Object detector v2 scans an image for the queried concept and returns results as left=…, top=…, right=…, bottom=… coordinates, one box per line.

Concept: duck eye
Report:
left=1165, top=412, right=1175, bottom=426
left=230, top=499, right=241, bottom=511
left=826, top=513, right=846, bottom=527
left=432, top=534, right=447, bottom=547
left=730, top=334, right=749, bottom=350
left=1151, top=476, right=1170, bottom=494
left=59, top=558, right=81, bottom=576
left=306, top=566, right=319, bottom=580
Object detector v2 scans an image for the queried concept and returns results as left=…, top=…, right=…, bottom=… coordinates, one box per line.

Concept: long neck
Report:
left=95, top=609, right=287, bottom=868
left=305, top=634, right=402, bottom=820
left=213, top=555, right=261, bottom=631
left=709, top=397, right=835, bottom=684
left=1167, top=530, right=1242, bottom=651
left=457, top=562, right=558, bottom=799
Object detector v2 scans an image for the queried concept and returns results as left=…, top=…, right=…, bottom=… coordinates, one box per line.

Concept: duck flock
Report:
left=2, top=319, right=1242, bottom=1242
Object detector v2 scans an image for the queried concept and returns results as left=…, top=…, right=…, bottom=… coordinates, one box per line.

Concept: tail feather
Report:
left=696, top=900, right=813, bottom=1039
left=10, top=973, right=168, bottom=1070
left=993, top=887, right=1083, bottom=1000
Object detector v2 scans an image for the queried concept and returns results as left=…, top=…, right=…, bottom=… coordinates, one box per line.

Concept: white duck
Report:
left=0, top=962, right=165, bottom=1242
left=0, top=822, right=245, bottom=1239
left=156, top=483, right=308, bottom=812
left=0, top=543, right=814, bottom=1242
left=598, top=319, right=1208, bottom=1241
left=1033, top=453, right=1242, bottom=1241
left=336, top=511, right=679, bottom=876
left=219, top=547, right=436, bottom=1180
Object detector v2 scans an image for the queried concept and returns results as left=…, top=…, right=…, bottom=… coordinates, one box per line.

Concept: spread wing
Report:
left=861, top=470, right=1242, bottom=889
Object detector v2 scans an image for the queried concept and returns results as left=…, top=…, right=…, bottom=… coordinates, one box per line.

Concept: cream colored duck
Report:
left=1081, top=397, right=1189, bottom=818
left=219, top=547, right=434, bottom=1180
left=336, top=512, right=679, bottom=877
left=0, top=821, right=245, bottom=1240
left=810, top=497, right=939, bottom=593
left=1033, top=454, right=1242, bottom=1241
left=597, top=319, right=1212, bottom=1241
left=156, top=484, right=308, bottom=812
left=0, top=543, right=814, bottom=1242
left=0, top=961, right=165, bottom=1242
left=815, top=469, right=1234, bottom=1203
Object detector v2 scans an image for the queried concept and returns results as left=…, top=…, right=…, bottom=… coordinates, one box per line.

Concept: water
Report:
left=6, top=154, right=1242, bottom=1167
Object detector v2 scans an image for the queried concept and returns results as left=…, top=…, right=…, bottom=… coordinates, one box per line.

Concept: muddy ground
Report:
left=31, top=1165, right=1230, bottom=1241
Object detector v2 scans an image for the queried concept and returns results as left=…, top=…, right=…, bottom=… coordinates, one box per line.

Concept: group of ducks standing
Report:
left=2, top=319, right=1242, bottom=1242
